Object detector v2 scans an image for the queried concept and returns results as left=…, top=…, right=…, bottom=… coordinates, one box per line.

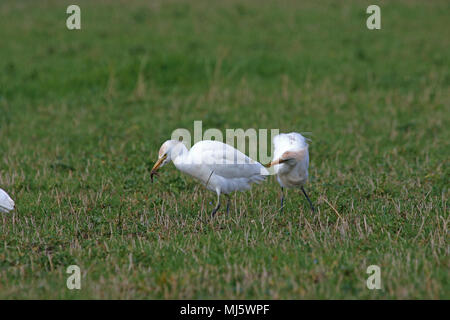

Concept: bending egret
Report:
left=265, top=132, right=314, bottom=212
left=150, top=139, right=268, bottom=217
left=0, top=188, right=15, bottom=213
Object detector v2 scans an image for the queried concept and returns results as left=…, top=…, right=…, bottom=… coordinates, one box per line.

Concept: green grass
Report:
left=0, top=0, right=448, bottom=299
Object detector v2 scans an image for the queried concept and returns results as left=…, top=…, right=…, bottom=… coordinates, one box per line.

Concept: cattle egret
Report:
left=150, top=139, right=268, bottom=217
left=265, top=132, right=314, bottom=212
left=0, top=188, right=15, bottom=213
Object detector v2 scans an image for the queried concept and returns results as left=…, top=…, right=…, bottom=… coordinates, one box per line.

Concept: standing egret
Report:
left=265, top=132, right=315, bottom=212
left=0, top=188, right=15, bottom=213
left=150, top=139, right=269, bottom=217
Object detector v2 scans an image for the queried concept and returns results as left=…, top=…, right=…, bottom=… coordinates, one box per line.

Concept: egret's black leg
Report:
left=211, top=192, right=221, bottom=218
left=280, top=187, right=285, bottom=213
left=226, top=195, right=231, bottom=216
left=211, top=203, right=221, bottom=217
left=301, top=186, right=315, bottom=213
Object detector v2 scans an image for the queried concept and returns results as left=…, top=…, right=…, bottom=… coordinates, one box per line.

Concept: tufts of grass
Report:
left=0, top=0, right=448, bottom=299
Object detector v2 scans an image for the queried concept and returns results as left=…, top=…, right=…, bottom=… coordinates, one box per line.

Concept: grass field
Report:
left=0, top=0, right=448, bottom=299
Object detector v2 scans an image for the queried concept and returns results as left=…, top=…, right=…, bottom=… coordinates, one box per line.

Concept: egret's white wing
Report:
left=0, top=188, right=14, bottom=213
left=190, top=140, right=268, bottom=179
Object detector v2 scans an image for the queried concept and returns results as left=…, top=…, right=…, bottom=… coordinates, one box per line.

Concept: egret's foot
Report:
left=211, top=203, right=221, bottom=218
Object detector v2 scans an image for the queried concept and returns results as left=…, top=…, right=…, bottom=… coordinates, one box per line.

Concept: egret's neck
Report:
left=170, top=143, right=189, bottom=169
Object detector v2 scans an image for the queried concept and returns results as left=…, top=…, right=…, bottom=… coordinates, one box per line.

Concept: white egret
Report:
left=0, top=188, right=15, bottom=213
left=265, top=132, right=314, bottom=212
left=150, top=139, right=269, bottom=217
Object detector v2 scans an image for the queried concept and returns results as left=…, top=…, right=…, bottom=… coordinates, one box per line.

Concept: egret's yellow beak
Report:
left=150, top=154, right=167, bottom=182
left=264, top=158, right=288, bottom=168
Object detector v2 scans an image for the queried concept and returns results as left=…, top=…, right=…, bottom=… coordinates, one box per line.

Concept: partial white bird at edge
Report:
left=0, top=188, right=15, bottom=213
